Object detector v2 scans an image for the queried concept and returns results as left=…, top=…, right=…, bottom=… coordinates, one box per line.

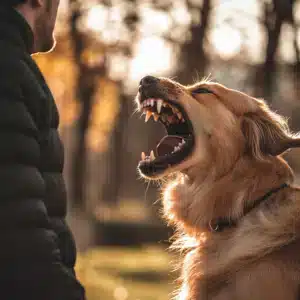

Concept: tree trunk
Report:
left=177, top=0, right=212, bottom=84
left=69, top=3, right=96, bottom=208
left=101, top=90, right=129, bottom=206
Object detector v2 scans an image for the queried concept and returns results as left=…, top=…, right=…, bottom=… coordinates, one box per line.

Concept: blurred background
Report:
left=34, top=0, right=300, bottom=299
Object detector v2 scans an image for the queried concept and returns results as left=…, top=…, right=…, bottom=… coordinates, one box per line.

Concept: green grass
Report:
left=76, top=246, right=179, bottom=300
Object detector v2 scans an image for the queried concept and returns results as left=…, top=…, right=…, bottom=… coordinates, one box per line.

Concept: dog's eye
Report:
left=192, top=88, right=213, bottom=94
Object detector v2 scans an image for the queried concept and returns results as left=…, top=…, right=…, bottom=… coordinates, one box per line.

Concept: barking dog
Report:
left=135, top=76, right=300, bottom=300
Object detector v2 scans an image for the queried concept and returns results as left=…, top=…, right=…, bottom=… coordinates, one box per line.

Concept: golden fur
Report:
left=137, top=78, right=300, bottom=299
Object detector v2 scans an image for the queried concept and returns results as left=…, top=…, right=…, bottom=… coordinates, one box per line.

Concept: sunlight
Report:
left=129, top=37, right=173, bottom=84
left=140, top=6, right=172, bottom=35
left=211, top=25, right=242, bottom=59
left=86, top=5, right=108, bottom=32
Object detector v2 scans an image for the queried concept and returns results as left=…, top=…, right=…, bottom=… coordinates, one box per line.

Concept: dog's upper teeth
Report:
left=145, top=111, right=152, bottom=122
left=150, top=150, right=155, bottom=160
left=157, top=99, right=163, bottom=114
left=177, top=112, right=182, bottom=120
left=151, top=99, right=154, bottom=107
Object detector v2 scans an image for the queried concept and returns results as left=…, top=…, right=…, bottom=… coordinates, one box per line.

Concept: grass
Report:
left=76, top=246, right=179, bottom=300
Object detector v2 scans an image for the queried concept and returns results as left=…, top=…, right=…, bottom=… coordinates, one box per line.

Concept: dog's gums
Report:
left=137, top=96, right=195, bottom=177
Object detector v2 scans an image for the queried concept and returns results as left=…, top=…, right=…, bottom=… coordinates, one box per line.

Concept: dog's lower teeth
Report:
left=168, top=116, right=174, bottom=123
left=145, top=111, right=152, bottom=122
left=150, top=150, right=155, bottom=160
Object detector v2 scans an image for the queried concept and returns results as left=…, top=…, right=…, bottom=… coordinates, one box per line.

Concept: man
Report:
left=0, top=0, right=85, bottom=299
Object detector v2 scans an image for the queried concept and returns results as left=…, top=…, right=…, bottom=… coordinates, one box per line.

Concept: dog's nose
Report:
left=139, top=75, right=158, bottom=86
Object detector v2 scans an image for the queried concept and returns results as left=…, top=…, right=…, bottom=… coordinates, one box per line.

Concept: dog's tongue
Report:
left=156, top=135, right=183, bottom=156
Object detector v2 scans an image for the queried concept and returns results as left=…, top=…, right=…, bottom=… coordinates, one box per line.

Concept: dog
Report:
left=135, top=75, right=300, bottom=300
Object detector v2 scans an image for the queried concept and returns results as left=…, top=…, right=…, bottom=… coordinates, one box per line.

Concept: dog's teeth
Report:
left=177, top=112, right=182, bottom=119
left=141, top=152, right=146, bottom=160
left=145, top=111, right=152, bottom=122
left=163, top=102, right=168, bottom=107
left=150, top=99, right=154, bottom=107
left=172, top=107, right=177, bottom=113
left=153, top=113, right=159, bottom=122
left=182, top=139, right=185, bottom=144
left=157, top=100, right=163, bottom=114
left=150, top=150, right=155, bottom=160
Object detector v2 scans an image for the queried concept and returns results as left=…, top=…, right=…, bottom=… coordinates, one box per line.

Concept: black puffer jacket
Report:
left=0, top=6, right=85, bottom=300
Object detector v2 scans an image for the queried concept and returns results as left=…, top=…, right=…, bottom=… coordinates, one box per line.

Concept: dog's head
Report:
left=135, top=76, right=300, bottom=180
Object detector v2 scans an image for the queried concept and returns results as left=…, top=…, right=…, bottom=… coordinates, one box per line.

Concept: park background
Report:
left=34, top=0, right=300, bottom=299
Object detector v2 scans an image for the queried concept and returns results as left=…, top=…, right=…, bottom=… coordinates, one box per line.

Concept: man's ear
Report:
left=241, top=111, right=300, bottom=160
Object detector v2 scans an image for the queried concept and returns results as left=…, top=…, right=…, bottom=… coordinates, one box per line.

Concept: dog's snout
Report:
left=140, top=75, right=158, bottom=86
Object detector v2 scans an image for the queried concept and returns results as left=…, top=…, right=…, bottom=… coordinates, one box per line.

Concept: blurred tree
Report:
left=177, top=0, right=212, bottom=84
left=256, top=0, right=295, bottom=99
left=67, top=0, right=140, bottom=208
left=153, top=0, right=212, bottom=83
left=69, top=0, right=106, bottom=207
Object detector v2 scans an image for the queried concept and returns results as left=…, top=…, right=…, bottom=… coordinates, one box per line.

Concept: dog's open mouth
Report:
left=138, top=97, right=195, bottom=177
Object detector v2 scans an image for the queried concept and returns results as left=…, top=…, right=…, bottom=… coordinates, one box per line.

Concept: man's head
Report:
left=11, top=0, right=60, bottom=53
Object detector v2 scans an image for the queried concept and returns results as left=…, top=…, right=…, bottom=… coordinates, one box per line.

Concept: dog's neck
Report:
left=166, top=155, right=294, bottom=234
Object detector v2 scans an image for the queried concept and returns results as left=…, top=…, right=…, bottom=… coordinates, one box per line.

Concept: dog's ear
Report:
left=242, top=111, right=300, bottom=160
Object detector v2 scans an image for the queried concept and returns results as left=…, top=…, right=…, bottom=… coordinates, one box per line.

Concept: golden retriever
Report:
left=135, top=76, right=300, bottom=300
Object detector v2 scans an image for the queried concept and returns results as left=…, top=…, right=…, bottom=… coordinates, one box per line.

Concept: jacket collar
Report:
left=0, top=5, right=34, bottom=54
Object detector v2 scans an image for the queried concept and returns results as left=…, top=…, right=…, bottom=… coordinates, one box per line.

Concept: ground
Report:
left=76, top=246, right=178, bottom=300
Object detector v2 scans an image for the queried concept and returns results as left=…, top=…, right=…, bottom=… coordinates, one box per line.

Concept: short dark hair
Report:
left=1, top=0, right=26, bottom=6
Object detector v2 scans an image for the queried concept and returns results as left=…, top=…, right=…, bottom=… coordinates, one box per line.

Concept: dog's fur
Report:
left=137, top=78, right=300, bottom=299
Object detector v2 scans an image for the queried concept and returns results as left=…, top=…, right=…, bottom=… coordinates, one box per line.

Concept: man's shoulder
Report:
left=0, top=45, right=40, bottom=93
left=0, top=49, right=27, bottom=75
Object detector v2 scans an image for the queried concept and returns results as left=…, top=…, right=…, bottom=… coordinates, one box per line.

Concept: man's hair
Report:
left=1, top=0, right=26, bottom=6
